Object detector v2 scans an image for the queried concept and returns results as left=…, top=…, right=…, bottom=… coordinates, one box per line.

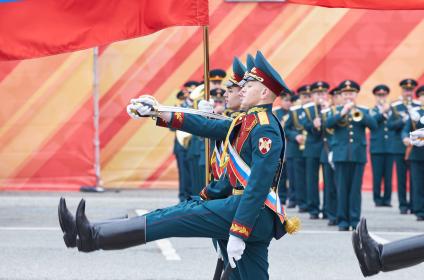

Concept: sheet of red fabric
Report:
left=0, top=0, right=208, bottom=60
left=288, top=0, right=424, bottom=10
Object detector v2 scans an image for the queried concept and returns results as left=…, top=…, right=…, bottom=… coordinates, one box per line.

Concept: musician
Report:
left=402, top=85, right=424, bottom=221
left=388, top=79, right=420, bottom=214
left=369, top=85, right=393, bottom=207
left=326, top=80, right=377, bottom=231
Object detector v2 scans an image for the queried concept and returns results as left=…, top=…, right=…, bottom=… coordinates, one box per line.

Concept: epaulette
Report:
left=391, top=100, right=402, bottom=107
left=302, top=102, right=315, bottom=108
left=257, top=111, right=270, bottom=125
left=290, top=105, right=302, bottom=111
left=321, top=108, right=331, bottom=114
left=356, top=105, right=369, bottom=110
left=272, top=106, right=281, bottom=112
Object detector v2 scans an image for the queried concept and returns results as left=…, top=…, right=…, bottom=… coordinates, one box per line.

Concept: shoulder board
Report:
left=356, top=105, right=368, bottom=110
left=290, top=105, right=302, bottom=111
left=321, top=108, right=331, bottom=114
left=391, top=100, right=402, bottom=107
left=302, top=102, right=315, bottom=108
left=413, top=100, right=421, bottom=106
left=257, top=111, right=270, bottom=125
left=272, top=107, right=281, bottom=112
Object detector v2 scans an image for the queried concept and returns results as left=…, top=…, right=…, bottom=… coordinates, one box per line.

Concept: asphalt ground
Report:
left=0, top=190, right=423, bottom=280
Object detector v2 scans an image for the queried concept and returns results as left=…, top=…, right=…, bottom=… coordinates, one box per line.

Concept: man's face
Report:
left=402, top=88, right=413, bottom=99
left=280, top=95, right=291, bottom=110
left=419, top=95, right=424, bottom=103
left=239, top=81, right=264, bottom=111
left=224, top=86, right=241, bottom=110
left=332, top=94, right=344, bottom=105
left=299, top=93, right=311, bottom=105
left=210, top=80, right=222, bottom=91
left=375, top=94, right=387, bottom=104
left=213, top=99, right=225, bottom=114
left=341, top=91, right=358, bottom=103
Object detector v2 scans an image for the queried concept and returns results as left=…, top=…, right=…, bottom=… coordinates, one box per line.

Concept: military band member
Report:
left=284, top=85, right=311, bottom=212
left=326, top=80, right=377, bottom=231
left=59, top=51, right=299, bottom=280
left=369, top=85, right=393, bottom=207
left=302, top=81, right=329, bottom=219
left=174, top=89, right=193, bottom=201
left=209, top=68, right=227, bottom=91
left=273, top=90, right=293, bottom=205
left=321, top=87, right=338, bottom=225
left=402, top=85, right=424, bottom=221
left=388, top=78, right=419, bottom=214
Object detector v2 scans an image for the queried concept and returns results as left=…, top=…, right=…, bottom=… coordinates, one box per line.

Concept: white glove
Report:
left=126, top=102, right=156, bottom=118
left=227, top=235, right=245, bottom=268
left=420, top=116, right=424, bottom=125
left=198, top=99, right=214, bottom=113
left=130, top=95, right=158, bottom=107
left=409, top=108, right=421, bottom=122
left=410, top=128, right=424, bottom=147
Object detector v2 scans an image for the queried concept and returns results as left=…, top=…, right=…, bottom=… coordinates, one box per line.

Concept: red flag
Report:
left=0, top=0, right=208, bottom=60
left=288, top=0, right=424, bottom=10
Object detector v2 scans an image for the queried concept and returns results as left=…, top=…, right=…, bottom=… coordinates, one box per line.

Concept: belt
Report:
left=232, top=189, right=244, bottom=195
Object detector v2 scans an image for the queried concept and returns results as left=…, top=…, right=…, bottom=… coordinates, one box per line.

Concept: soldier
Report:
left=402, top=85, right=424, bottom=221
left=284, top=85, right=311, bottom=213
left=321, top=86, right=339, bottom=225
left=369, top=85, right=393, bottom=207
left=273, top=90, right=293, bottom=205
left=60, top=51, right=299, bottom=279
left=302, top=81, right=329, bottom=219
left=326, top=80, right=377, bottom=231
left=388, top=78, right=419, bottom=214
left=209, top=69, right=227, bottom=91
left=352, top=217, right=424, bottom=277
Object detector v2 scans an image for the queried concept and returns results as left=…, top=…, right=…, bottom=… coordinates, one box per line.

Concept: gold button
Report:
left=384, top=127, right=388, bottom=131
left=349, top=131, right=354, bottom=135
left=349, top=125, right=353, bottom=128
left=349, top=139, right=354, bottom=143
left=348, top=118, right=352, bottom=122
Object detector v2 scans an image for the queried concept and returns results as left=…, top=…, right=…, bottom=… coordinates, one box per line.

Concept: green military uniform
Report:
left=369, top=85, right=393, bottom=207
left=402, top=86, right=424, bottom=221
left=387, top=79, right=420, bottom=214
left=326, top=80, right=378, bottom=230
left=284, top=94, right=308, bottom=212
left=73, top=51, right=296, bottom=280
left=301, top=101, right=322, bottom=218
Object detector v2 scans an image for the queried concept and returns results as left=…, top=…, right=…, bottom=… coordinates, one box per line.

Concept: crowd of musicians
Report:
left=173, top=70, right=424, bottom=231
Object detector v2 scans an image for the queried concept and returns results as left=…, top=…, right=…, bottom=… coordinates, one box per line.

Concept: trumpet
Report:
left=351, top=107, right=364, bottom=122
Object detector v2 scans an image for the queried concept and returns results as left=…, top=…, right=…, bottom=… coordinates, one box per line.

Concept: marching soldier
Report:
left=60, top=51, right=299, bottom=280
left=321, top=86, right=338, bottom=225
left=326, top=80, right=377, bottom=231
left=273, top=90, right=293, bottom=205
left=387, top=78, right=420, bottom=214
left=369, top=85, right=393, bottom=207
left=284, top=85, right=311, bottom=212
left=402, top=85, right=424, bottom=221
left=302, top=81, right=329, bottom=219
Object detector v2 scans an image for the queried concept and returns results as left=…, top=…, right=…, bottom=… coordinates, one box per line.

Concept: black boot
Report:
left=76, top=199, right=146, bottom=252
left=355, top=217, right=424, bottom=277
left=58, top=197, right=128, bottom=248
left=58, top=197, right=77, bottom=248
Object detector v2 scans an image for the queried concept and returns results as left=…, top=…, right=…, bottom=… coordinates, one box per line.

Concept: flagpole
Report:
left=203, top=26, right=211, bottom=185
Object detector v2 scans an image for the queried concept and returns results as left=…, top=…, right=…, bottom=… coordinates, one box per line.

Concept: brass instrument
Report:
left=351, top=107, right=363, bottom=122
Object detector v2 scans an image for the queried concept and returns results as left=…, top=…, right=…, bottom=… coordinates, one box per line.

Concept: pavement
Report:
left=0, top=190, right=423, bottom=280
